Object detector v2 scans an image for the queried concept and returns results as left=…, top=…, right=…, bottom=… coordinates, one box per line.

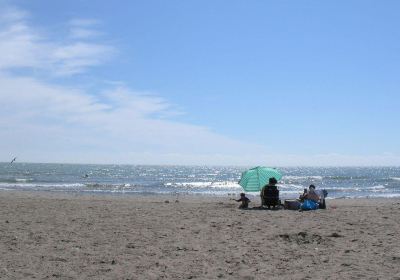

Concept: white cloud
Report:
left=1, top=70, right=399, bottom=165
left=68, top=18, right=102, bottom=39
left=0, top=73, right=268, bottom=164
left=69, top=28, right=101, bottom=39
left=1, top=6, right=399, bottom=166
left=51, top=43, right=113, bottom=75
left=0, top=7, right=272, bottom=165
left=0, top=8, right=113, bottom=75
left=0, top=19, right=42, bottom=69
left=68, top=18, right=100, bottom=27
left=0, top=6, right=28, bottom=22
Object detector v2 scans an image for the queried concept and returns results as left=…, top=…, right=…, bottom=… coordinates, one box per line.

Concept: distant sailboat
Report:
left=10, top=157, right=17, bottom=164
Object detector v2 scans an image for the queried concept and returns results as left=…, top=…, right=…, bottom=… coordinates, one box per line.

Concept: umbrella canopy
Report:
left=239, top=166, right=282, bottom=192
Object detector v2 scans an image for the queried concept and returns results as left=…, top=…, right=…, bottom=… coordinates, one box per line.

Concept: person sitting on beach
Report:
left=300, top=185, right=327, bottom=209
left=299, top=188, right=308, bottom=202
left=260, top=177, right=280, bottom=209
left=300, top=185, right=320, bottom=202
left=235, top=193, right=250, bottom=209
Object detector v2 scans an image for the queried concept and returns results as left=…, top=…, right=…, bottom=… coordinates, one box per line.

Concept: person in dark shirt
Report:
left=260, top=177, right=279, bottom=209
left=235, top=193, right=250, bottom=209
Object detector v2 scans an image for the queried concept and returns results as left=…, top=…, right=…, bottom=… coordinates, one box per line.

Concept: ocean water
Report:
left=1, top=163, right=400, bottom=199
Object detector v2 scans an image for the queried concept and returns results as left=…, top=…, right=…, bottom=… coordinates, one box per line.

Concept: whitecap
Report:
left=282, top=175, right=323, bottom=181
left=15, top=178, right=31, bottom=182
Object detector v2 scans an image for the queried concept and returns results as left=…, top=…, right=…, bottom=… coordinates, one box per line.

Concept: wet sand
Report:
left=1, top=191, right=400, bottom=279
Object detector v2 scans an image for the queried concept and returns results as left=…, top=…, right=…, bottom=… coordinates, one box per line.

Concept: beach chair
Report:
left=262, top=187, right=280, bottom=209
left=318, top=189, right=328, bottom=209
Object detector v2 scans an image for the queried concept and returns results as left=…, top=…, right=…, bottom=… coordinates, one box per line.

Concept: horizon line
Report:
left=2, top=161, right=400, bottom=168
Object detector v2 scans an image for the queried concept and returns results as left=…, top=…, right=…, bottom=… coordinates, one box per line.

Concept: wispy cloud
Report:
left=68, top=18, right=100, bottom=27
left=51, top=42, right=113, bottom=75
left=0, top=7, right=113, bottom=75
left=0, top=6, right=268, bottom=165
left=2, top=6, right=395, bottom=165
left=0, top=73, right=267, bottom=164
left=0, top=6, right=28, bottom=22
left=68, top=18, right=102, bottom=39
left=69, top=28, right=101, bottom=39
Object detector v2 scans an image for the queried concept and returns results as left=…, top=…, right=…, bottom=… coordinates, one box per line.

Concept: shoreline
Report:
left=3, top=164, right=400, bottom=200
left=0, top=188, right=398, bottom=200
left=1, top=191, right=400, bottom=279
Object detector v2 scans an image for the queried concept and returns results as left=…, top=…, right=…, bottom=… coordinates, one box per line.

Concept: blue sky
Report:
left=1, top=0, right=400, bottom=165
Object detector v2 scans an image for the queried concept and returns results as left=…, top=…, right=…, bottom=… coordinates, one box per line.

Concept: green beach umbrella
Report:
left=239, top=166, right=282, bottom=192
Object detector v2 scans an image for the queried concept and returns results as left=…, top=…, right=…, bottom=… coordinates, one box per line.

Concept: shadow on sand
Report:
left=242, top=206, right=284, bottom=211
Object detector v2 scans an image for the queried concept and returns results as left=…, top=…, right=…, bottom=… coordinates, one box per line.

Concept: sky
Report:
left=0, top=0, right=399, bottom=166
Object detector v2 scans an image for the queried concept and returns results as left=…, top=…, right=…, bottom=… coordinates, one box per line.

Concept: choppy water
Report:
left=1, top=163, right=400, bottom=199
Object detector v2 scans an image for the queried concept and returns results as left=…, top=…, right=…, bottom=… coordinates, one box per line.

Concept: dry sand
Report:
left=1, top=191, right=400, bottom=279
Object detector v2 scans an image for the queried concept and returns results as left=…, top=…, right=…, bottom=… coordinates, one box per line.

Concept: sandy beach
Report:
left=1, top=191, right=400, bottom=279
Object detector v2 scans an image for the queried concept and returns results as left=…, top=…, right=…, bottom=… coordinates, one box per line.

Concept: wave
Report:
left=15, top=178, right=33, bottom=182
left=0, top=182, right=86, bottom=189
left=0, top=178, right=34, bottom=183
left=285, top=175, right=376, bottom=181
left=279, top=184, right=305, bottom=189
left=366, top=185, right=386, bottom=190
left=165, top=181, right=241, bottom=189
left=84, top=183, right=135, bottom=189
left=341, top=193, right=400, bottom=199
left=282, top=175, right=400, bottom=183
left=0, top=179, right=398, bottom=198
left=283, top=176, right=323, bottom=181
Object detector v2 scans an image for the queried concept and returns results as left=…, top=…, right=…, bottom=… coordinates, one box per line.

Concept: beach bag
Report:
left=284, top=199, right=301, bottom=210
left=301, top=199, right=319, bottom=211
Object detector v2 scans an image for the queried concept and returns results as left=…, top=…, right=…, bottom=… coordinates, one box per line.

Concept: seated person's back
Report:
left=260, top=177, right=279, bottom=209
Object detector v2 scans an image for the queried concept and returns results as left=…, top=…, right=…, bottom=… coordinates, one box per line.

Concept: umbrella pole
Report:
left=257, top=168, right=262, bottom=207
